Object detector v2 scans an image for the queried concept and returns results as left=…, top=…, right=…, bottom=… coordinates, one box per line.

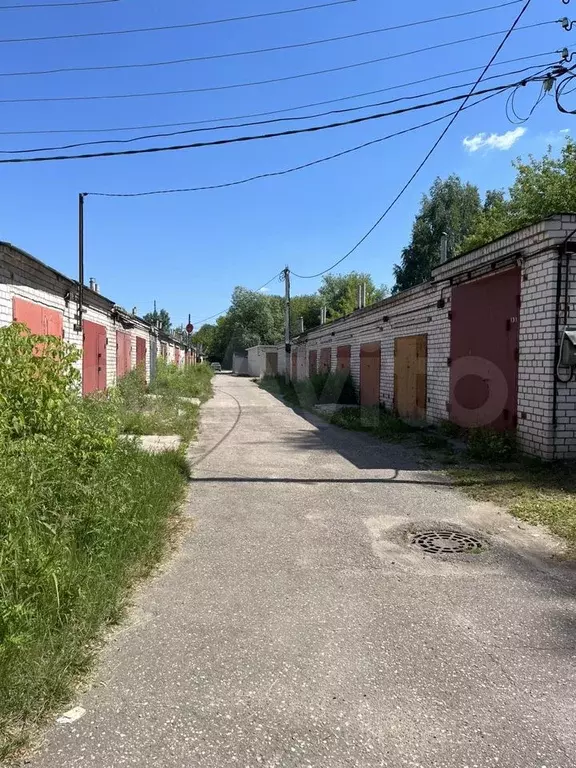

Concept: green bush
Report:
left=309, top=371, right=358, bottom=405
left=467, top=427, right=516, bottom=463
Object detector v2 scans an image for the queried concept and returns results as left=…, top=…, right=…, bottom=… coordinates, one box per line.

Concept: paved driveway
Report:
left=30, top=375, right=576, bottom=767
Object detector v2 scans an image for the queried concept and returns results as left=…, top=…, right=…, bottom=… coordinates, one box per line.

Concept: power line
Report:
left=0, top=21, right=552, bottom=104
left=192, top=273, right=285, bottom=326
left=0, top=78, right=543, bottom=164
left=291, top=0, right=535, bottom=280
left=2, top=63, right=549, bottom=155
left=0, top=1, right=524, bottom=75
left=0, top=0, right=118, bottom=8
left=0, top=0, right=356, bottom=43
left=0, top=50, right=561, bottom=136
left=84, top=92, right=505, bottom=198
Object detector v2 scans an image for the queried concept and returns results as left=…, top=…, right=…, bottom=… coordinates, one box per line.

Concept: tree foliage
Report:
left=318, top=272, right=387, bottom=319
left=462, top=138, right=576, bottom=251
left=143, top=308, right=171, bottom=333
left=393, top=175, right=482, bottom=292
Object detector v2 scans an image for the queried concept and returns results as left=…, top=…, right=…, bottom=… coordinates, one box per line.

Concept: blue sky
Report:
left=0, top=0, right=571, bottom=328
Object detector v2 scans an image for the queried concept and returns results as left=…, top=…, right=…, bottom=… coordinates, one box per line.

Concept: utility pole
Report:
left=76, top=193, right=85, bottom=331
left=283, top=266, right=291, bottom=382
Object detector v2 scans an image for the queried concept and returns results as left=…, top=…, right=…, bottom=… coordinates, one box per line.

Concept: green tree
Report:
left=463, top=138, right=576, bottom=250
left=143, top=308, right=172, bottom=333
left=290, top=294, right=323, bottom=334
left=191, top=323, right=216, bottom=356
left=318, top=272, right=387, bottom=320
left=393, top=175, right=482, bottom=292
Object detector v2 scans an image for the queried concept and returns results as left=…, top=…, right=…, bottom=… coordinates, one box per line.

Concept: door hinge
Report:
left=448, top=310, right=453, bottom=321
left=447, top=357, right=452, bottom=367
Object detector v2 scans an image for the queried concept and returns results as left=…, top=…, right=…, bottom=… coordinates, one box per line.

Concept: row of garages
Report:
left=1, top=241, right=194, bottom=395
left=253, top=215, right=576, bottom=461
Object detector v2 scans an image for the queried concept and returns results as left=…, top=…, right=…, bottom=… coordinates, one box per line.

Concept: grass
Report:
left=0, top=436, right=189, bottom=759
left=260, top=371, right=576, bottom=551
left=0, top=337, right=212, bottom=759
left=116, top=362, right=213, bottom=443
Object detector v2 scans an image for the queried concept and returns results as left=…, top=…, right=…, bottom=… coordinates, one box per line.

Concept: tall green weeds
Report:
left=0, top=325, right=189, bottom=758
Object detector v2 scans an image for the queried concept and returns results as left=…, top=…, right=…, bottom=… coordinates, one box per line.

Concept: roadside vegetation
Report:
left=0, top=325, right=209, bottom=759
left=259, top=372, right=576, bottom=551
left=260, top=371, right=358, bottom=409
left=116, top=359, right=213, bottom=442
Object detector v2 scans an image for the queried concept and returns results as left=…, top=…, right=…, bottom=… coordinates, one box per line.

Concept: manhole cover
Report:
left=412, top=530, right=484, bottom=554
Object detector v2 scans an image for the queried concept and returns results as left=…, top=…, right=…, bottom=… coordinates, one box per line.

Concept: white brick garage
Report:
left=292, top=215, right=576, bottom=460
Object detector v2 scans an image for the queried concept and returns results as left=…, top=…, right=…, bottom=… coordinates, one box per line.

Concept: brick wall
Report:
left=292, top=215, right=576, bottom=460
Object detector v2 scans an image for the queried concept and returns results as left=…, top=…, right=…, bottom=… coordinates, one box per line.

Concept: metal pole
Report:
left=76, top=193, right=85, bottom=331
left=284, top=266, right=291, bottom=383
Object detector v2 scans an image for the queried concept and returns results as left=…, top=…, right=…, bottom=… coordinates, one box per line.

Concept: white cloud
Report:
left=462, top=127, right=526, bottom=153
left=560, top=128, right=571, bottom=134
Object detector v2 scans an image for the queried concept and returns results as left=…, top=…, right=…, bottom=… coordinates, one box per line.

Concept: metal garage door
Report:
left=265, top=352, right=278, bottom=376
left=13, top=297, right=63, bottom=338
left=360, top=343, right=381, bottom=406
left=116, top=331, right=132, bottom=379
left=394, top=335, right=427, bottom=420
left=292, top=351, right=298, bottom=380
left=449, top=267, right=520, bottom=431
left=83, top=320, right=107, bottom=395
left=308, top=350, right=317, bottom=378
left=136, top=337, right=146, bottom=368
left=319, top=347, right=331, bottom=373
left=336, top=345, right=351, bottom=372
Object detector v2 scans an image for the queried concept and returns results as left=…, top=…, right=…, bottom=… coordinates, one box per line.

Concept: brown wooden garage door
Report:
left=360, top=343, right=381, bottom=406
left=308, top=349, right=317, bottom=378
left=394, top=335, right=427, bottom=420
left=449, top=267, right=520, bottom=431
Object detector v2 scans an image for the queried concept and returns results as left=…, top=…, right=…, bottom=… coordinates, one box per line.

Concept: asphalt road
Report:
left=29, top=375, right=576, bottom=767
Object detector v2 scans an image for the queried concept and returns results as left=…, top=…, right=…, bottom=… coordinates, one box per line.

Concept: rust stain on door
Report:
left=360, top=343, right=381, bottom=406
left=394, top=335, right=427, bottom=420
left=449, top=267, right=520, bottom=431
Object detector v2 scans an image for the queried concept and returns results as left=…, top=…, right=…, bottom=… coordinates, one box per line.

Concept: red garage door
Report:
left=116, top=331, right=132, bottom=379
left=291, top=351, right=298, bottom=380
left=319, top=347, right=331, bottom=373
left=360, top=343, right=381, bottom=406
left=83, top=320, right=107, bottom=395
left=136, top=337, right=146, bottom=368
left=13, top=297, right=63, bottom=338
left=449, top=267, right=520, bottom=431
left=175, top=347, right=181, bottom=366
left=336, top=345, right=351, bottom=373
left=308, top=350, right=317, bottom=378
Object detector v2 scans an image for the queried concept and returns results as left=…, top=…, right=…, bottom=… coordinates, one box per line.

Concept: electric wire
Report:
left=84, top=92, right=503, bottom=198
left=2, top=63, right=551, bottom=155
left=0, top=0, right=118, bottom=8
left=0, top=22, right=554, bottom=103
left=291, top=0, right=535, bottom=280
left=0, top=1, right=526, bottom=74
left=192, top=273, right=285, bottom=327
left=0, top=50, right=561, bottom=136
left=0, top=0, right=357, bottom=42
left=0, top=78, right=544, bottom=164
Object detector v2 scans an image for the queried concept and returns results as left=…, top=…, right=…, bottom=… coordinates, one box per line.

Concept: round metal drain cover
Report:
left=412, top=530, right=483, bottom=554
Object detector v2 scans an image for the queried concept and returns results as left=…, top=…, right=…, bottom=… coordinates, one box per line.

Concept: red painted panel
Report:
left=13, top=297, right=44, bottom=334
left=308, top=350, right=317, bottom=378
left=360, top=343, right=381, bottom=406
left=42, top=307, right=63, bottom=338
left=136, top=337, right=146, bottom=368
left=175, top=347, right=181, bottom=365
left=83, top=320, right=107, bottom=395
left=336, top=345, right=351, bottom=372
left=116, top=331, right=132, bottom=379
left=319, top=347, right=331, bottom=373
left=449, top=267, right=520, bottom=431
